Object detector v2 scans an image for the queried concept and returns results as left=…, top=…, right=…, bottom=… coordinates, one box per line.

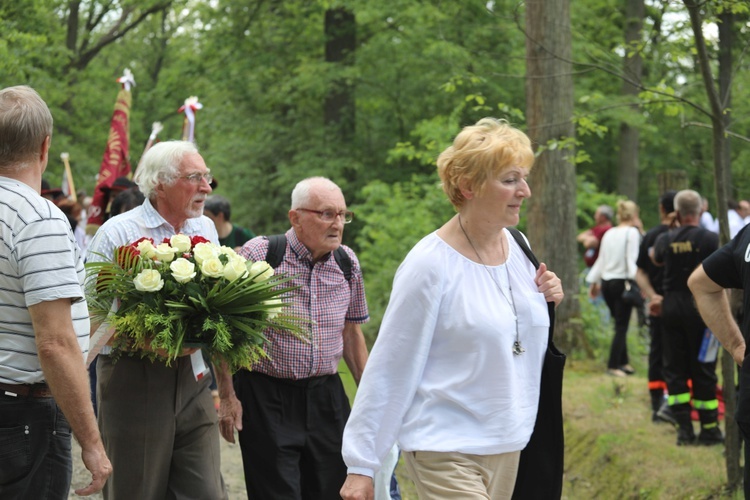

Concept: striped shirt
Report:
left=239, top=229, right=369, bottom=379
left=86, top=198, right=220, bottom=264
left=85, top=199, right=219, bottom=356
left=0, top=177, right=89, bottom=384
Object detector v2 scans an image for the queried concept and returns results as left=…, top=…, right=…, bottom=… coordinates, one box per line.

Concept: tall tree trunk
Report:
left=719, top=12, right=733, bottom=202
left=684, top=0, right=738, bottom=491
left=324, top=8, right=356, bottom=142
left=718, top=9, right=740, bottom=492
left=617, top=0, right=644, bottom=202
left=525, top=0, right=584, bottom=353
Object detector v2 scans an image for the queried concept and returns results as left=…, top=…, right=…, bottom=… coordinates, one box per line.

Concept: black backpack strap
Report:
left=265, top=234, right=287, bottom=269
left=265, top=233, right=352, bottom=282
left=333, top=247, right=352, bottom=282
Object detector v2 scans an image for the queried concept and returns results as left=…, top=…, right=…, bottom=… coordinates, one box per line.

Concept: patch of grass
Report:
left=564, top=360, right=735, bottom=499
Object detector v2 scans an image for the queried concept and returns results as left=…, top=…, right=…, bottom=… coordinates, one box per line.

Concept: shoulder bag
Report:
left=621, top=228, right=644, bottom=307
left=508, top=228, right=566, bottom=500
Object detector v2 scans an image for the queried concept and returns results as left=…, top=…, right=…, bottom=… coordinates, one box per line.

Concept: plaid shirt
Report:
left=239, top=229, right=368, bottom=379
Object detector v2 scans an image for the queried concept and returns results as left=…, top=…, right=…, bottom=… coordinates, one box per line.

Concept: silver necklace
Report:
left=458, top=215, right=525, bottom=356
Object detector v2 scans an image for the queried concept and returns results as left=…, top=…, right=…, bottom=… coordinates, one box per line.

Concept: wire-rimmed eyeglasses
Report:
left=180, top=172, right=213, bottom=184
left=296, top=208, right=354, bottom=224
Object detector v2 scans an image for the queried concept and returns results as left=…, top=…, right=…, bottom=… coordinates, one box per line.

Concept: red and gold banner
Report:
left=86, top=83, right=132, bottom=235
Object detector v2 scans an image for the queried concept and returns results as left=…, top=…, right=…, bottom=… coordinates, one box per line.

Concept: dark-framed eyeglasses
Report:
left=296, top=208, right=354, bottom=224
left=180, top=172, right=213, bottom=184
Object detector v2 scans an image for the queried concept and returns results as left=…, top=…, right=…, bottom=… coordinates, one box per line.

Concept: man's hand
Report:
left=74, top=442, right=113, bottom=496
left=647, top=294, right=663, bottom=317
left=218, top=393, right=243, bottom=443
left=340, top=474, right=374, bottom=500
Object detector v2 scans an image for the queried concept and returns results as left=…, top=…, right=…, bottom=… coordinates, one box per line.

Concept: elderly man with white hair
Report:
left=86, top=141, right=239, bottom=499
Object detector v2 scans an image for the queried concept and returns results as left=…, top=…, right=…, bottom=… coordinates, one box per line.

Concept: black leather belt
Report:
left=0, top=382, right=53, bottom=398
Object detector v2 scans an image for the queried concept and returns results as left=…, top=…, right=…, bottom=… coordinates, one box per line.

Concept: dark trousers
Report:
left=661, top=292, right=718, bottom=404
left=88, top=355, right=98, bottom=415
left=648, top=315, right=665, bottom=384
left=235, top=370, right=350, bottom=500
left=0, top=394, right=72, bottom=499
left=601, top=279, right=633, bottom=369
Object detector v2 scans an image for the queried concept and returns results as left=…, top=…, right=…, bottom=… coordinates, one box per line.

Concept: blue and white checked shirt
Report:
left=86, top=198, right=219, bottom=264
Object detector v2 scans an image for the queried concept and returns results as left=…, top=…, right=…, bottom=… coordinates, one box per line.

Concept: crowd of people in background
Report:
left=579, top=190, right=746, bottom=449
left=7, top=81, right=750, bottom=499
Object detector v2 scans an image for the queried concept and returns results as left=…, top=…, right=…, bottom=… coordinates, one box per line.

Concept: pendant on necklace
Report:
left=513, top=340, right=526, bottom=356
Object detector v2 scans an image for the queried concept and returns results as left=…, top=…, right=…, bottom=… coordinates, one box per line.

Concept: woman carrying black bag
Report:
left=586, top=199, right=643, bottom=377
left=339, top=118, right=564, bottom=500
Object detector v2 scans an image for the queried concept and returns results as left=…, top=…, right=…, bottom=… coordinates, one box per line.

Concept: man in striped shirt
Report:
left=0, top=85, right=111, bottom=498
left=237, top=177, right=369, bottom=499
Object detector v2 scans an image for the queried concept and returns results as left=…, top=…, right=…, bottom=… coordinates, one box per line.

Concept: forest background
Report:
left=5, top=0, right=750, bottom=494
left=6, top=0, right=750, bottom=346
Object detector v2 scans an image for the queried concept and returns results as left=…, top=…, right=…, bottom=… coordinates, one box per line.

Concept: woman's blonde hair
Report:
left=616, top=199, right=639, bottom=223
left=437, top=118, right=534, bottom=209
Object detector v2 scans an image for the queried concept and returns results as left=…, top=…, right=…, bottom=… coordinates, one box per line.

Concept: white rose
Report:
left=193, top=242, right=219, bottom=265
left=135, top=239, right=156, bottom=260
left=264, top=298, right=284, bottom=320
left=249, top=260, right=274, bottom=282
left=170, top=258, right=197, bottom=283
left=154, top=243, right=179, bottom=263
left=223, top=257, right=248, bottom=282
left=219, top=245, right=239, bottom=258
left=133, top=269, right=164, bottom=292
left=201, top=257, right=225, bottom=278
left=170, top=234, right=192, bottom=254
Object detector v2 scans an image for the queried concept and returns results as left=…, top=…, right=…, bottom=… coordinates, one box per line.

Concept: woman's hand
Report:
left=588, top=282, right=600, bottom=300
left=340, top=474, right=374, bottom=500
left=535, top=263, right=564, bottom=306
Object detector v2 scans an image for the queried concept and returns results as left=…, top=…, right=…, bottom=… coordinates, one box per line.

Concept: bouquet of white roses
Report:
left=86, top=234, right=302, bottom=371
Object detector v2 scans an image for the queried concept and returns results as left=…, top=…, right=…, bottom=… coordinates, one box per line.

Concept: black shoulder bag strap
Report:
left=507, top=227, right=556, bottom=329
left=507, top=227, right=565, bottom=500
left=265, top=234, right=352, bottom=282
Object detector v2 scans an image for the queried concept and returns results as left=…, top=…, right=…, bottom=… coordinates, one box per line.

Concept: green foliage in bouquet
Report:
left=85, top=234, right=305, bottom=372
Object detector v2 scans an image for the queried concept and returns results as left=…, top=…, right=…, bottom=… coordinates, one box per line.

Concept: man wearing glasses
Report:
left=86, top=141, right=234, bottom=499
left=236, top=176, right=369, bottom=499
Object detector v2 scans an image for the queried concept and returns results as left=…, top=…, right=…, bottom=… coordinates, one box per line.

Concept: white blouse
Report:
left=586, top=226, right=641, bottom=283
left=342, top=230, right=550, bottom=478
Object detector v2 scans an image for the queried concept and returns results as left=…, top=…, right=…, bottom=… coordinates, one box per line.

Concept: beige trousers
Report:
left=403, top=449, right=521, bottom=500
left=97, top=355, right=227, bottom=500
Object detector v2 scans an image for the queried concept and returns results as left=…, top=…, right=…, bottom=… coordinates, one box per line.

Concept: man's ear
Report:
left=154, top=180, right=168, bottom=199
left=39, top=136, right=51, bottom=171
left=289, top=209, right=300, bottom=228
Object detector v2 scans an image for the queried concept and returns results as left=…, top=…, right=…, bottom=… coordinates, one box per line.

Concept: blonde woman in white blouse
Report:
left=340, top=118, right=564, bottom=500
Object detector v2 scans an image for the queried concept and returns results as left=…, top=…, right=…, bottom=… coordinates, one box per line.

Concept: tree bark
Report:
left=718, top=11, right=733, bottom=201
left=617, top=0, right=644, bottom=202
left=524, top=0, right=583, bottom=353
left=324, top=7, right=356, bottom=142
left=684, top=0, right=738, bottom=491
